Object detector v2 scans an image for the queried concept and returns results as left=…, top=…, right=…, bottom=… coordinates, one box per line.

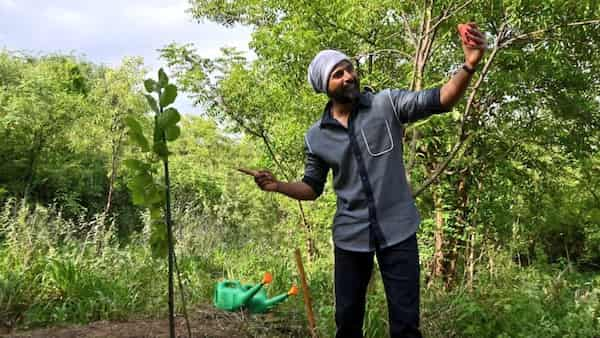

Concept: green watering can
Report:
left=214, top=272, right=298, bottom=313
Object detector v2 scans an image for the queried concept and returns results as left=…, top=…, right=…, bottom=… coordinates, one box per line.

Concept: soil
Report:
left=0, top=305, right=307, bottom=338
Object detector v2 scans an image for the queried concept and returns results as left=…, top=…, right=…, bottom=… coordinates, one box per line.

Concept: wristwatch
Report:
left=462, top=63, right=476, bottom=74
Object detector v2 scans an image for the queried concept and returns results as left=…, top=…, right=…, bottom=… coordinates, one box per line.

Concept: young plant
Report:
left=124, top=68, right=181, bottom=337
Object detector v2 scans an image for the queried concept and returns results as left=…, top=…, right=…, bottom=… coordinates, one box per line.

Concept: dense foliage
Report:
left=1, top=0, right=599, bottom=336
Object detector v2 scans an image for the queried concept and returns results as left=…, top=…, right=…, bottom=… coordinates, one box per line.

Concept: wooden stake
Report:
left=295, top=248, right=318, bottom=338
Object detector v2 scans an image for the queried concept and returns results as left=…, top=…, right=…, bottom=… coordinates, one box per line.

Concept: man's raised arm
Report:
left=440, top=23, right=487, bottom=110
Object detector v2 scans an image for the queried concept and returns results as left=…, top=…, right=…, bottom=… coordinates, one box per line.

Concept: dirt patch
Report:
left=1, top=305, right=307, bottom=338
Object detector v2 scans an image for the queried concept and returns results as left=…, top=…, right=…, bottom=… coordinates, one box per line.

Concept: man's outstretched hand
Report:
left=237, top=168, right=279, bottom=192
left=458, top=23, right=487, bottom=68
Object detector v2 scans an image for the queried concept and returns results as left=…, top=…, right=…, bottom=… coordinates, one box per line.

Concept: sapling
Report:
left=124, top=68, right=186, bottom=338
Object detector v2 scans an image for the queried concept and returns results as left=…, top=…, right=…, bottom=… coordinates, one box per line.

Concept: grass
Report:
left=0, top=199, right=598, bottom=337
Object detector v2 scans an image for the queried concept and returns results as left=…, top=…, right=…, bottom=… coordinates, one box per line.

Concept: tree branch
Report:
left=355, top=49, right=414, bottom=61
left=412, top=23, right=507, bottom=197
left=426, top=0, right=475, bottom=36
left=499, top=19, right=600, bottom=48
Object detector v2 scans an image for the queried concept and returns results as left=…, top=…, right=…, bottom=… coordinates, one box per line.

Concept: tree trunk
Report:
left=428, top=187, right=445, bottom=287
left=445, top=171, right=469, bottom=290
left=23, top=132, right=43, bottom=202
left=466, top=228, right=475, bottom=291
left=104, top=124, right=125, bottom=216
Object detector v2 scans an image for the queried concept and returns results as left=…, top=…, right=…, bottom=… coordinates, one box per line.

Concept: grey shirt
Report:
left=302, top=87, right=449, bottom=252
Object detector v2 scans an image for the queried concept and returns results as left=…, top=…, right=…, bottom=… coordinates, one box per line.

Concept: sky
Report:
left=0, top=0, right=253, bottom=114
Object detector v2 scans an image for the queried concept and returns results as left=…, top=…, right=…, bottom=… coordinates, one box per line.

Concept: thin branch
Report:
left=406, top=129, right=420, bottom=171
left=260, top=131, right=315, bottom=258
left=355, top=49, right=414, bottom=61
left=426, top=0, right=475, bottom=36
left=260, top=131, right=295, bottom=181
left=398, top=10, right=419, bottom=46
left=412, top=23, right=507, bottom=197
left=173, top=251, right=192, bottom=338
left=303, top=0, right=376, bottom=46
left=406, top=1, right=435, bottom=172
left=499, top=19, right=600, bottom=48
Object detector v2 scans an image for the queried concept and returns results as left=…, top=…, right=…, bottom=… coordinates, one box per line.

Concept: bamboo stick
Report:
left=294, top=248, right=318, bottom=338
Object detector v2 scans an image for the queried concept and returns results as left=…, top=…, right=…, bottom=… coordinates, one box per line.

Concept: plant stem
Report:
left=162, top=123, right=176, bottom=338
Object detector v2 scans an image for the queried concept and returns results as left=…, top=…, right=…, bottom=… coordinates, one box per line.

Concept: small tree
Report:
left=124, top=68, right=182, bottom=337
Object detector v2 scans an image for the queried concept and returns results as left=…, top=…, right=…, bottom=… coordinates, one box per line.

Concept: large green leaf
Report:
left=158, top=68, right=168, bottom=88
left=159, top=84, right=177, bottom=107
left=131, top=188, right=146, bottom=206
left=144, top=79, right=158, bottom=93
left=145, top=94, right=159, bottom=113
left=123, top=158, right=150, bottom=172
left=124, top=117, right=150, bottom=152
left=146, top=183, right=164, bottom=205
left=165, top=125, right=181, bottom=141
left=158, top=107, right=181, bottom=129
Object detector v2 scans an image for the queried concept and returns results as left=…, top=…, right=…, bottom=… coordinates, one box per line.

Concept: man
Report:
left=252, top=23, right=486, bottom=337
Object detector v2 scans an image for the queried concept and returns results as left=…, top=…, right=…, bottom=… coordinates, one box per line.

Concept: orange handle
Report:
left=288, top=284, right=299, bottom=296
left=262, top=272, right=273, bottom=284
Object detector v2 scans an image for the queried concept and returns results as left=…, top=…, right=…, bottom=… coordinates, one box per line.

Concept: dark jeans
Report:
left=334, top=234, right=422, bottom=338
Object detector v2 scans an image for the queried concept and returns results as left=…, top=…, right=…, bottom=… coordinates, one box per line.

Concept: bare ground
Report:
left=0, top=305, right=308, bottom=338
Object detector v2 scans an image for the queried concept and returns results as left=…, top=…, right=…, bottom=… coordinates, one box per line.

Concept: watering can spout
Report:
left=264, top=284, right=299, bottom=308
left=239, top=272, right=272, bottom=305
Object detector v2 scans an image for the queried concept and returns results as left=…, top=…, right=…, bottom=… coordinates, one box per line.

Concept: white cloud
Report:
left=44, top=7, right=86, bottom=26
left=123, top=2, right=190, bottom=26
left=0, top=0, right=16, bottom=10
left=0, top=0, right=253, bottom=115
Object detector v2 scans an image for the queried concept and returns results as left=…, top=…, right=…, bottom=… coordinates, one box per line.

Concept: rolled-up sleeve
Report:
left=388, top=87, right=449, bottom=123
left=302, top=136, right=329, bottom=197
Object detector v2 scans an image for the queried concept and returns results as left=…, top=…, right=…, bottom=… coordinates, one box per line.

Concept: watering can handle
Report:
left=262, top=272, right=273, bottom=284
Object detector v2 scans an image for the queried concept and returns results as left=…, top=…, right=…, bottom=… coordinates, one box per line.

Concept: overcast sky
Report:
left=0, top=0, right=253, bottom=114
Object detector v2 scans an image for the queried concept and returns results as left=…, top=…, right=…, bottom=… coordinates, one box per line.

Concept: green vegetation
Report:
left=1, top=0, right=599, bottom=336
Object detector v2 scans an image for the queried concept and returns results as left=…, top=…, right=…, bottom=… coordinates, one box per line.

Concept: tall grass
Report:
left=1, top=199, right=598, bottom=337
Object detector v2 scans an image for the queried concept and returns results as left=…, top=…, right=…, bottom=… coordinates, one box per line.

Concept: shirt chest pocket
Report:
left=360, top=119, right=394, bottom=157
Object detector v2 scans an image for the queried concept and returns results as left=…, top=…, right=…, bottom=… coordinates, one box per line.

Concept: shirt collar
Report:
left=319, top=91, right=372, bottom=129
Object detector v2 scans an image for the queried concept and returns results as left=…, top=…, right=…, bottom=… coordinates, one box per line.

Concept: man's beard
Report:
left=329, top=80, right=360, bottom=104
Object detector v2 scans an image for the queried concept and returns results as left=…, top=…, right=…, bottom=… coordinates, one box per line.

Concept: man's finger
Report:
left=466, top=29, right=483, bottom=39
left=257, top=177, right=273, bottom=186
left=466, top=35, right=486, bottom=45
left=237, top=168, right=259, bottom=177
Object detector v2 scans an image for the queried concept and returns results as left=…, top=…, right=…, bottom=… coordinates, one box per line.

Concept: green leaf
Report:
left=150, top=207, right=162, bottom=220
left=124, top=117, right=150, bottom=152
left=146, top=183, right=163, bottom=205
left=130, top=173, right=153, bottom=191
left=165, top=125, right=180, bottom=141
left=159, top=84, right=177, bottom=107
left=158, top=68, right=168, bottom=88
left=131, top=189, right=146, bottom=206
left=144, top=79, right=158, bottom=93
left=150, top=221, right=168, bottom=258
left=145, top=94, right=159, bottom=113
left=158, top=107, right=181, bottom=129
left=123, top=159, right=150, bottom=172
